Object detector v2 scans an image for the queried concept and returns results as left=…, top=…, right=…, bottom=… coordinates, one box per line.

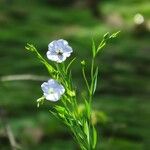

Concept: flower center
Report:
left=57, top=49, right=63, bottom=56
left=48, top=88, right=54, bottom=94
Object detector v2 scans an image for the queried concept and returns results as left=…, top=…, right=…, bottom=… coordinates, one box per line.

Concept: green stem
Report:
left=82, top=67, right=90, bottom=93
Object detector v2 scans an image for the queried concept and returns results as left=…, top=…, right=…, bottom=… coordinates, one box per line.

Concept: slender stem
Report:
left=91, top=58, right=95, bottom=79
left=88, top=48, right=97, bottom=150
left=82, top=67, right=90, bottom=93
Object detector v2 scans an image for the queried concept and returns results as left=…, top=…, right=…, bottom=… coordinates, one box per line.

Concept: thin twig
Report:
left=0, top=74, right=49, bottom=82
left=0, top=107, right=21, bottom=150
left=5, top=124, right=21, bottom=150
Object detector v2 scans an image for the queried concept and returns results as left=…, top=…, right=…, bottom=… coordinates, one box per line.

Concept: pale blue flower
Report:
left=47, top=39, right=73, bottom=63
left=41, top=79, right=65, bottom=101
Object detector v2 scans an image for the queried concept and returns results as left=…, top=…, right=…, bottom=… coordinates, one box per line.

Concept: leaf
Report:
left=83, top=98, right=90, bottom=119
left=50, top=106, right=71, bottom=126
left=92, top=126, right=97, bottom=149
left=83, top=121, right=90, bottom=144
left=92, top=38, right=96, bottom=57
left=55, top=105, right=66, bottom=114
left=96, top=39, right=106, bottom=54
left=98, top=41, right=106, bottom=50
left=82, top=66, right=90, bottom=93
left=93, top=67, right=99, bottom=94
left=66, top=57, right=76, bottom=73
left=109, top=31, right=120, bottom=39
left=90, top=67, right=99, bottom=95
left=49, top=107, right=60, bottom=120
left=103, top=32, right=110, bottom=40
left=67, top=89, right=76, bottom=97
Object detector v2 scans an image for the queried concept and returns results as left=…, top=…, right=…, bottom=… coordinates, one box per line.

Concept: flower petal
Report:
left=41, top=82, right=49, bottom=93
left=47, top=51, right=58, bottom=62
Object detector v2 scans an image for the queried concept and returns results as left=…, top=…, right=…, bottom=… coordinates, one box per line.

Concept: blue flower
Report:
left=47, top=39, right=73, bottom=63
left=41, top=79, right=65, bottom=101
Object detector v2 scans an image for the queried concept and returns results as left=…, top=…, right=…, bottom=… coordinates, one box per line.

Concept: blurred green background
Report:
left=0, top=0, right=150, bottom=149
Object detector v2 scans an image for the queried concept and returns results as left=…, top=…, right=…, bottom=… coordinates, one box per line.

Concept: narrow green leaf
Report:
left=92, top=126, right=97, bottom=149
left=55, top=105, right=66, bottom=114
left=84, top=121, right=90, bottom=144
left=103, top=32, right=109, bottom=40
left=84, top=98, right=90, bottom=119
left=98, top=42, right=106, bottom=50
left=82, top=66, right=90, bottom=93
left=92, top=38, right=96, bottom=57
left=93, top=67, right=99, bottom=94
left=66, top=57, right=76, bottom=73
left=67, top=89, right=76, bottom=97
left=49, top=109, right=60, bottom=120
left=109, top=31, right=120, bottom=39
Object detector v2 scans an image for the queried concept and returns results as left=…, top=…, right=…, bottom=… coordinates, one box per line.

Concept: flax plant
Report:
left=25, top=32, right=119, bottom=150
